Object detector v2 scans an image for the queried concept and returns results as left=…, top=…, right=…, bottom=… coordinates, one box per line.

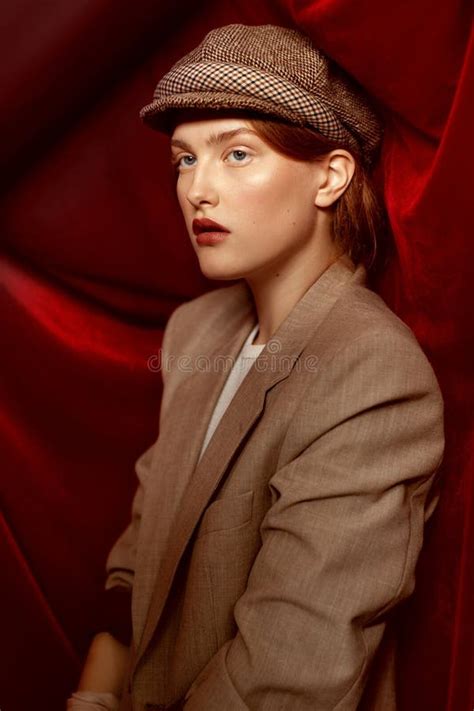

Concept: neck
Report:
left=246, top=242, right=347, bottom=345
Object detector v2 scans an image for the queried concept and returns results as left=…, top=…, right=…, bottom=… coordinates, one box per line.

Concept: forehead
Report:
left=170, top=114, right=257, bottom=146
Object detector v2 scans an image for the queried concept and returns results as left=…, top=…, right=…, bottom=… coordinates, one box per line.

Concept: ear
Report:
left=314, top=149, right=356, bottom=208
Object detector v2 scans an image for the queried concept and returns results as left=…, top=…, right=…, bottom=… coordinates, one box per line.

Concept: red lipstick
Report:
left=192, top=218, right=230, bottom=246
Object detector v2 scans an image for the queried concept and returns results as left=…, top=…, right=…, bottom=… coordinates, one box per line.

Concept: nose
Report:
left=185, top=161, right=218, bottom=209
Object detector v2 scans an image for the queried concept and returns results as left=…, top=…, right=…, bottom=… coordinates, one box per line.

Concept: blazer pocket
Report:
left=196, top=490, right=254, bottom=539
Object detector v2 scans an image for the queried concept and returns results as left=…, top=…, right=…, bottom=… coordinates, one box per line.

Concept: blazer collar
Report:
left=133, top=254, right=366, bottom=671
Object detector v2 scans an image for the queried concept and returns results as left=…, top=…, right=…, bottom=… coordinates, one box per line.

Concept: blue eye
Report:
left=179, top=155, right=196, bottom=167
left=229, top=150, right=248, bottom=162
left=171, top=154, right=196, bottom=171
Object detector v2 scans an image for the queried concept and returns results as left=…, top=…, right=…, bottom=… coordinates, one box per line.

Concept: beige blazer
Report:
left=105, top=254, right=444, bottom=711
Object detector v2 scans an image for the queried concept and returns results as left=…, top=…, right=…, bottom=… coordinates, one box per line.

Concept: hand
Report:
left=66, top=690, right=120, bottom=710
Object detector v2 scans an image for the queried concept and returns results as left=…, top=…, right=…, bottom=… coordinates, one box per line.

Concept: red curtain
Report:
left=1, top=2, right=472, bottom=710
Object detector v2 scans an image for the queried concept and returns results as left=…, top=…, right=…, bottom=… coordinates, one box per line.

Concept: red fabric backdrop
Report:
left=1, top=2, right=472, bottom=710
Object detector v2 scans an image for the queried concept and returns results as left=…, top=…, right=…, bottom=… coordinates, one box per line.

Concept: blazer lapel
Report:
left=132, top=255, right=366, bottom=674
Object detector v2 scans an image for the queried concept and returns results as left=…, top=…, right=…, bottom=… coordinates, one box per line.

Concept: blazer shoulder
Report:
left=332, top=281, right=420, bottom=348
left=322, top=281, right=441, bottom=391
left=163, top=281, right=250, bottom=355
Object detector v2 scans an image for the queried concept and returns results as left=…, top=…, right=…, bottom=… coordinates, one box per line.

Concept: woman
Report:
left=68, top=24, right=444, bottom=711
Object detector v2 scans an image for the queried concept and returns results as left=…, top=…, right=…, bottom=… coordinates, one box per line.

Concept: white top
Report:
left=198, top=322, right=265, bottom=462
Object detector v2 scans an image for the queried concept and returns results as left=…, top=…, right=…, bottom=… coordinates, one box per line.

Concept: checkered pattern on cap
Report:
left=140, top=24, right=383, bottom=167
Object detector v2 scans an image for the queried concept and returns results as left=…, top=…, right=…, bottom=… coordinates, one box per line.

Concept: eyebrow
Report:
left=170, top=127, right=259, bottom=151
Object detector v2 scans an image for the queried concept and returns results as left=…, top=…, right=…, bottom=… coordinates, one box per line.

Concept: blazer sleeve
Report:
left=182, top=329, right=445, bottom=710
left=93, top=306, right=180, bottom=643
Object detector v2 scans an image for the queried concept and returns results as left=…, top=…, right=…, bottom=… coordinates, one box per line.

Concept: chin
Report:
left=197, top=256, right=245, bottom=282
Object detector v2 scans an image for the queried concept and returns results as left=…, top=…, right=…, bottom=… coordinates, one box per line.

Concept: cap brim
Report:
left=139, top=91, right=312, bottom=135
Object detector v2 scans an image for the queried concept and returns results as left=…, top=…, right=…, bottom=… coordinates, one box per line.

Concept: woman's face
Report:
left=171, top=116, right=328, bottom=284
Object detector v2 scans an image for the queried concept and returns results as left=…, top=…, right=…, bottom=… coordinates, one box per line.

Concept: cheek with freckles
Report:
left=226, top=169, right=315, bottom=252
left=223, top=168, right=301, bottom=229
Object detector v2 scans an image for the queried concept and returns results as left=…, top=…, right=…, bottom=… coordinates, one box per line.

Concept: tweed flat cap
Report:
left=140, top=24, right=383, bottom=167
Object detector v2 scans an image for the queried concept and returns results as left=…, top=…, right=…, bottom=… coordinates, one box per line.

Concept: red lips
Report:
left=192, top=218, right=230, bottom=236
